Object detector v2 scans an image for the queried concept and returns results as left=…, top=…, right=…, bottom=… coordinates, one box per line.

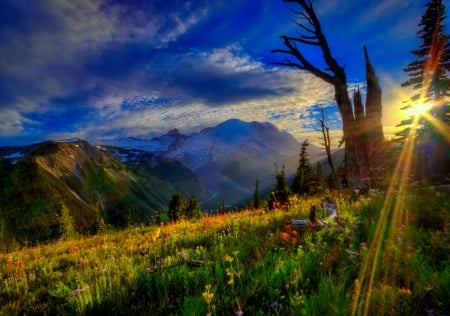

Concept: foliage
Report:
left=252, top=177, right=261, bottom=209
left=185, top=195, right=202, bottom=220
left=314, top=161, right=327, bottom=193
left=401, top=0, right=449, bottom=101
left=168, top=193, right=186, bottom=221
left=292, top=140, right=314, bottom=195
left=397, top=0, right=450, bottom=181
left=1, top=189, right=448, bottom=315
left=168, top=194, right=202, bottom=221
left=268, top=165, right=290, bottom=209
left=0, top=141, right=206, bottom=245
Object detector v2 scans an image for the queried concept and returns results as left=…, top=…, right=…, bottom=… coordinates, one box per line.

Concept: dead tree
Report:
left=273, top=0, right=385, bottom=186
left=317, top=106, right=340, bottom=189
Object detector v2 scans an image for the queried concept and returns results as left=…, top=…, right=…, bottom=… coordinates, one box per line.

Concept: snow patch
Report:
left=58, top=138, right=81, bottom=143
left=3, top=152, right=24, bottom=159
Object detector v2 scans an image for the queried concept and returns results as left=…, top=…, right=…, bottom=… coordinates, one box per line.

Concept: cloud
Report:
left=0, top=109, right=34, bottom=137
left=0, top=0, right=209, bottom=110
left=361, top=0, right=416, bottom=24
left=0, top=0, right=374, bottom=148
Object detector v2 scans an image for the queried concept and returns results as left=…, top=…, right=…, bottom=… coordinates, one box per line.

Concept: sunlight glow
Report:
left=350, top=21, right=449, bottom=314
left=404, top=99, right=433, bottom=118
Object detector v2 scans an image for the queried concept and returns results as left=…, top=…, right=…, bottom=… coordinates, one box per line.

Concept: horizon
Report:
left=1, top=0, right=448, bottom=147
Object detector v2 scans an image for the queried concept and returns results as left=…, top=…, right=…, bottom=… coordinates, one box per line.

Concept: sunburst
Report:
left=404, top=98, right=433, bottom=118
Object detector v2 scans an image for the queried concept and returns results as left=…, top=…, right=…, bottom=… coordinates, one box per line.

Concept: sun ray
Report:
left=420, top=111, right=450, bottom=142
left=351, top=137, right=415, bottom=315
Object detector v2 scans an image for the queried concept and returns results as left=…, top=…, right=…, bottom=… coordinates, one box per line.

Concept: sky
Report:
left=0, top=0, right=448, bottom=147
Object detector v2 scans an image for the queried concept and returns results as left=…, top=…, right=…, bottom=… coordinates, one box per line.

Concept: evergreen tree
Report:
left=155, top=210, right=162, bottom=225
left=57, top=202, right=76, bottom=239
left=314, top=161, right=326, bottom=192
left=402, top=0, right=449, bottom=104
left=185, top=195, right=202, bottom=219
left=252, top=177, right=261, bottom=209
left=291, top=140, right=313, bottom=195
left=168, top=193, right=185, bottom=221
left=218, top=199, right=226, bottom=213
left=269, top=165, right=290, bottom=209
left=399, top=0, right=450, bottom=180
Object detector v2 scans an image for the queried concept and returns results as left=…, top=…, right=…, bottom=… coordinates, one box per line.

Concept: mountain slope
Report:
left=0, top=140, right=203, bottom=245
left=116, top=119, right=322, bottom=208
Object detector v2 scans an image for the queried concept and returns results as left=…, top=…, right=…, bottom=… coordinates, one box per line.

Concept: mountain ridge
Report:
left=0, top=139, right=203, bottom=245
left=0, top=119, right=325, bottom=244
left=110, top=119, right=321, bottom=207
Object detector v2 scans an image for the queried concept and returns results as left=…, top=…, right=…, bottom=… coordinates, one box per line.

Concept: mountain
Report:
left=116, top=119, right=322, bottom=208
left=0, top=139, right=203, bottom=245
left=0, top=119, right=324, bottom=245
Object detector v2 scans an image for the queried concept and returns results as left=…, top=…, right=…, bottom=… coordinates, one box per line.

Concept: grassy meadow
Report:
left=1, top=189, right=449, bottom=315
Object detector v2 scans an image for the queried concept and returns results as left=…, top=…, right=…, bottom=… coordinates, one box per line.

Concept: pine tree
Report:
left=399, top=0, right=450, bottom=180
left=292, top=140, right=313, bottom=195
left=402, top=0, right=449, bottom=103
left=185, top=195, right=202, bottom=219
left=269, top=165, right=290, bottom=209
left=57, top=202, right=76, bottom=239
left=314, top=161, right=326, bottom=192
left=252, top=177, right=261, bottom=209
left=155, top=210, right=162, bottom=225
left=218, top=199, right=226, bottom=213
left=168, top=193, right=186, bottom=222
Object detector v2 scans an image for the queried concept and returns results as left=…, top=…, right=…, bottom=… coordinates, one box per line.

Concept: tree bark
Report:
left=273, top=0, right=385, bottom=186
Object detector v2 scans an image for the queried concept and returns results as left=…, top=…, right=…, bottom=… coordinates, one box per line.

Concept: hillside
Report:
left=0, top=140, right=203, bottom=245
left=0, top=119, right=329, bottom=245
left=0, top=191, right=448, bottom=315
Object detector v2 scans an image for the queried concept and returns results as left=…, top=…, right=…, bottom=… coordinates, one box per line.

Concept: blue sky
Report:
left=0, top=0, right=448, bottom=146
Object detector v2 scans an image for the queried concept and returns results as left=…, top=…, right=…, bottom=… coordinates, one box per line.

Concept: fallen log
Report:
left=288, top=197, right=341, bottom=231
left=148, top=252, right=215, bottom=273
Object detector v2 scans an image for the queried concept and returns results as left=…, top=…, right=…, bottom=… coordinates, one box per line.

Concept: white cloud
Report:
left=0, top=109, right=34, bottom=136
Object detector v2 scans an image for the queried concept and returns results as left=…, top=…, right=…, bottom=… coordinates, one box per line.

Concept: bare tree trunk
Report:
left=273, top=1, right=385, bottom=187
left=318, top=106, right=340, bottom=189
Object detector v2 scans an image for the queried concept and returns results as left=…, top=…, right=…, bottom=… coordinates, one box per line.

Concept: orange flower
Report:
left=285, top=225, right=291, bottom=233
left=282, top=233, right=290, bottom=241
left=291, top=230, right=298, bottom=236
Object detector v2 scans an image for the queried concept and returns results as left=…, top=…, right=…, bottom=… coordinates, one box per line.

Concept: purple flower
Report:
left=236, top=310, right=244, bottom=316
left=271, top=301, right=280, bottom=308
left=425, top=308, right=433, bottom=315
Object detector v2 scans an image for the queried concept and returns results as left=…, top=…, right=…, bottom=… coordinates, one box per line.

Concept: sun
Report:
left=404, top=99, right=433, bottom=118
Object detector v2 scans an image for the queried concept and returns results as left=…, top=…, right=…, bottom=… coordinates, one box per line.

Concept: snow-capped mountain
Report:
left=114, top=119, right=321, bottom=208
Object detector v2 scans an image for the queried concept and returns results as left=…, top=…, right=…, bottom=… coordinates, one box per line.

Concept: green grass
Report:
left=0, top=190, right=449, bottom=315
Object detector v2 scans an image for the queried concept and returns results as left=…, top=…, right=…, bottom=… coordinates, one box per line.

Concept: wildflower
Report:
left=226, top=269, right=235, bottom=284
left=224, top=254, right=234, bottom=263
left=271, top=301, right=280, bottom=308
left=236, top=310, right=244, bottom=316
left=202, top=284, right=214, bottom=305
left=291, top=230, right=298, bottom=236
left=425, top=308, right=434, bottom=315
left=399, top=287, right=412, bottom=295
left=281, top=233, right=290, bottom=241
left=285, top=225, right=291, bottom=233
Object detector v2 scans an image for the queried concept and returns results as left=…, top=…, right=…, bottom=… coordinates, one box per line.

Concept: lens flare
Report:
left=404, top=99, right=433, bottom=118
